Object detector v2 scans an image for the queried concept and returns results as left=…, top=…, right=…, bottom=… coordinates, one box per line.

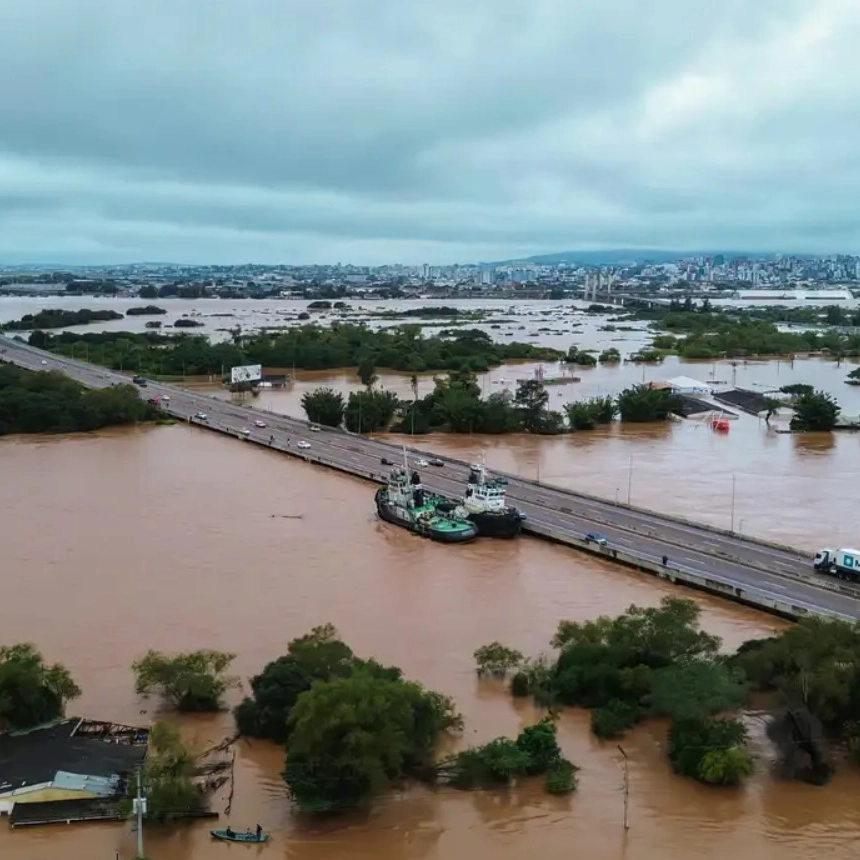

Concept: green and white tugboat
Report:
left=375, top=462, right=478, bottom=544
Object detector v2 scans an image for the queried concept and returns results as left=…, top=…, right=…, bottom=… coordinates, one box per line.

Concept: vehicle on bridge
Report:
left=254, top=419, right=266, bottom=428
left=585, top=532, right=608, bottom=547
left=814, top=547, right=860, bottom=581
left=297, top=440, right=311, bottom=449
left=194, top=412, right=208, bottom=421
left=132, top=375, right=147, bottom=386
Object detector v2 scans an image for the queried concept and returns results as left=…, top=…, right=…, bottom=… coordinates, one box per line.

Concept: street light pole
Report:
left=626, top=456, right=633, bottom=505
left=134, top=768, right=146, bottom=859
left=730, top=474, right=736, bottom=533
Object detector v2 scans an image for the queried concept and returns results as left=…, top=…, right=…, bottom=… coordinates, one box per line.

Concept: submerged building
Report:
left=0, top=718, right=148, bottom=826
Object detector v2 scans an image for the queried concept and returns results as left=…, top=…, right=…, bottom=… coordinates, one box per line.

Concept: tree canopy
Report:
left=124, top=722, right=201, bottom=822
left=234, top=624, right=362, bottom=743
left=300, top=387, right=344, bottom=428
left=284, top=671, right=461, bottom=812
left=616, top=384, right=682, bottom=422
left=132, top=650, right=237, bottom=712
left=34, top=323, right=561, bottom=377
left=0, top=365, right=158, bottom=435
left=2, top=308, right=123, bottom=330
left=485, top=598, right=757, bottom=786
left=789, top=390, right=841, bottom=432
left=0, top=643, right=81, bottom=731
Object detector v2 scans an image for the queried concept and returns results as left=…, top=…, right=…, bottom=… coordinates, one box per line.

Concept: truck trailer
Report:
left=813, top=547, right=860, bottom=581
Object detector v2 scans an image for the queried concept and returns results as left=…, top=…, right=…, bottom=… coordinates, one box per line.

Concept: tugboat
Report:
left=375, top=463, right=478, bottom=544
left=461, top=461, right=524, bottom=538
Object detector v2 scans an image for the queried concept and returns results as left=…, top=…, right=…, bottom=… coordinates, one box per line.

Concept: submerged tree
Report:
left=284, top=672, right=461, bottom=812
left=132, top=650, right=237, bottom=712
left=300, top=387, right=345, bottom=427
left=0, top=643, right=81, bottom=731
left=437, top=718, right=577, bottom=794
left=789, top=390, right=841, bottom=432
left=127, top=722, right=200, bottom=822
left=234, top=624, right=361, bottom=743
left=344, top=388, right=398, bottom=432
left=474, top=642, right=523, bottom=678
left=616, top=384, right=681, bottom=422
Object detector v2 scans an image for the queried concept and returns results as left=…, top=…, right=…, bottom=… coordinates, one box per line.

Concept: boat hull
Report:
left=467, top=509, right=524, bottom=538
left=375, top=489, right=478, bottom=543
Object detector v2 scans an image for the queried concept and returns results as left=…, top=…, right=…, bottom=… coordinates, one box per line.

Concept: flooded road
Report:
left=3, top=427, right=860, bottom=859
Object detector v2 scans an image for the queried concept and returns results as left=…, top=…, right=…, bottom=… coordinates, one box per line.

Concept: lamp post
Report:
left=730, top=474, right=736, bottom=533
left=626, top=456, right=633, bottom=505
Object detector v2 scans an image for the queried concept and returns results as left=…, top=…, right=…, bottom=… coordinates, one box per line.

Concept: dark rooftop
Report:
left=0, top=719, right=148, bottom=794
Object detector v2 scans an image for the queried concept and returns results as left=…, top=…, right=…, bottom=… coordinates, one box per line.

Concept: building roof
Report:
left=664, top=375, right=713, bottom=391
left=0, top=719, right=147, bottom=794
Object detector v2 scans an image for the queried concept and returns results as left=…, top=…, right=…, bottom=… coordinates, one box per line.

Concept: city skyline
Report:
left=1, top=2, right=859, bottom=264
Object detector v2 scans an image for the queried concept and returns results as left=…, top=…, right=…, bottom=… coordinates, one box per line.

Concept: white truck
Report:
left=813, top=547, right=860, bottom=581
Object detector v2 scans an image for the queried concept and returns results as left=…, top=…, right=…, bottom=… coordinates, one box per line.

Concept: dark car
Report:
left=381, top=457, right=394, bottom=466
left=585, top=532, right=608, bottom=546
left=132, top=375, right=147, bottom=387
left=430, top=458, right=444, bottom=467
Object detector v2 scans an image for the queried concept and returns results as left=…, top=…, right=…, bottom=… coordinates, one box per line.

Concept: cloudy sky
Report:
left=0, top=0, right=858, bottom=265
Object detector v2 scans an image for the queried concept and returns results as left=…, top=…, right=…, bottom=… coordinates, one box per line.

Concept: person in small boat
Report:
left=225, top=826, right=235, bottom=838
left=256, top=824, right=263, bottom=840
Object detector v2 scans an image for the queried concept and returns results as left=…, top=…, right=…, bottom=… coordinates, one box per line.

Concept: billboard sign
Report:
left=230, top=364, right=262, bottom=384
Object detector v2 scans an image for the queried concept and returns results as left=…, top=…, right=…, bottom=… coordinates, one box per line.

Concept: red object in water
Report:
left=711, top=418, right=730, bottom=433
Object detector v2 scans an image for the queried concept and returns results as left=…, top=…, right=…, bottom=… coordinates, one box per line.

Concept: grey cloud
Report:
left=0, top=0, right=857, bottom=263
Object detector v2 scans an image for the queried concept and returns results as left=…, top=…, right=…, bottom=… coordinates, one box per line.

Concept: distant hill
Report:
left=486, top=249, right=785, bottom=266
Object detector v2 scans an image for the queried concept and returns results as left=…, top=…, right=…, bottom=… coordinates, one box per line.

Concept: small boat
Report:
left=211, top=828, right=269, bottom=843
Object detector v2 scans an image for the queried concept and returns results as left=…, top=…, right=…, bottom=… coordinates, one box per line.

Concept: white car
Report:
left=416, top=459, right=429, bottom=467
left=40, top=359, right=48, bottom=365
left=194, top=412, right=208, bottom=421
left=297, top=440, right=311, bottom=449
left=240, top=427, right=251, bottom=436
left=309, top=424, right=320, bottom=431
left=254, top=419, right=267, bottom=428
left=161, top=394, right=170, bottom=401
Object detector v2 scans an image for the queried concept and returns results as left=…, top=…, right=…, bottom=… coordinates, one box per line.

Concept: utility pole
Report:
left=133, top=768, right=147, bottom=859
left=617, top=745, right=630, bottom=831
left=730, top=473, right=736, bottom=533
left=626, top=456, right=633, bottom=505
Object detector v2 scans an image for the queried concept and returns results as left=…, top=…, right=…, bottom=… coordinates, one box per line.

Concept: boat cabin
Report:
left=465, top=465, right=507, bottom=512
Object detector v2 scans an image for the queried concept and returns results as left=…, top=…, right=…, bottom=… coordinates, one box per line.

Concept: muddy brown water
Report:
left=2, top=426, right=860, bottom=860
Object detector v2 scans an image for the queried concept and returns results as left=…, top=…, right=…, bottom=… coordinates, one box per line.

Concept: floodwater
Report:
left=3, top=427, right=860, bottom=860
left=223, top=352, right=860, bottom=550
left=4, top=293, right=860, bottom=549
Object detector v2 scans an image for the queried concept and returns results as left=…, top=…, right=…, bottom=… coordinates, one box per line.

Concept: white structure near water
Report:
left=662, top=376, right=714, bottom=395
left=731, top=289, right=853, bottom=302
